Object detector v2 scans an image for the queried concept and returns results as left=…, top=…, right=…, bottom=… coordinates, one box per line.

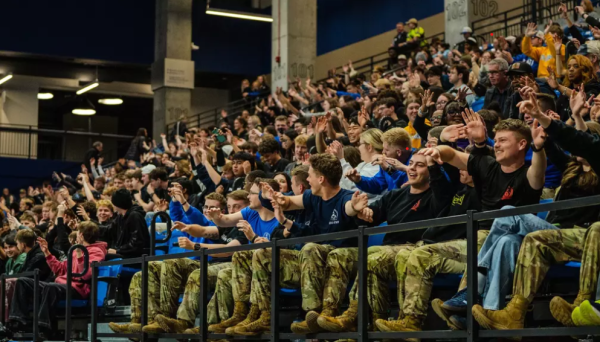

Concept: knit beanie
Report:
left=111, top=188, right=133, bottom=211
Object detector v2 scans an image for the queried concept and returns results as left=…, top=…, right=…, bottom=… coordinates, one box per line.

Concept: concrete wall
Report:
left=191, top=87, right=230, bottom=115
left=0, top=77, right=39, bottom=158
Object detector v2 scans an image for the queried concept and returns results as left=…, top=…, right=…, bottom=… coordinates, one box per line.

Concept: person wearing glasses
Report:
left=483, top=58, right=514, bottom=119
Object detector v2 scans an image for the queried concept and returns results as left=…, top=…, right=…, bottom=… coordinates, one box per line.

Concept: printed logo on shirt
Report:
left=452, top=194, right=465, bottom=206
left=329, top=209, right=340, bottom=225
left=411, top=199, right=421, bottom=211
left=501, top=186, right=514, bottom=200
left=304, top=220, right=311, bottom=227
left=262, top=232, right=271, bottom=240
left=222, top=233, right=232, bottom=243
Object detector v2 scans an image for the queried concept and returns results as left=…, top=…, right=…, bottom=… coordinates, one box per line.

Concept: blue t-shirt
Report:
left=240, top=207, right=280, bottom=241
left=301, top=188, right=358, bottom=247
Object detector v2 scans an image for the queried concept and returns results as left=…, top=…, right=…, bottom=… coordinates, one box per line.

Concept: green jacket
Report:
left=6, top=253, right=26, bottom=275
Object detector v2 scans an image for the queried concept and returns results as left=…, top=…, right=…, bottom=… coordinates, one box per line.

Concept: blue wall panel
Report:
left=0, top=157, right=81, bottom=193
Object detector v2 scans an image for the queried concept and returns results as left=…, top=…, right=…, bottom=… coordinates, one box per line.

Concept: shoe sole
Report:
left=129, top=324, right=142, bottom=334
left=441, top=302, right=467, bottom=313
left=208, top=324, right=226, bottom=333
left=549, top=297, right=575, bottom=327
left=317, top=315, right=345, bottom=332
left=432, top=299, right=462, bottom=330
left=233, top=328, right=269, bottom=336
left=449, top=316, right=466, bottom=331
left=305, top=311, right=324, bottom=333
left=373, top=321, right=418, bottom=342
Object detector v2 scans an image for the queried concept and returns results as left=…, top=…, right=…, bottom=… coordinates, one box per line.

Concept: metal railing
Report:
left=89, top=194, right=600, bottom=342
left=0, top=270, right=40, bottom=341
left=0, top=124, right=134, bottom=162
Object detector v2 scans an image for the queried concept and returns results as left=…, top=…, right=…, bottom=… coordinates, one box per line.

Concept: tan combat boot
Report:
left=233, top=310, right=271, bottom=336
left=209, top=301, right=250, bottom=333
left=472, top=294, right=528, bottom=340
left=317, top=300, right=358, bottom=332
left=550, top=295, right=588, bottom=327
left=225, top=304, right=260, bottom=335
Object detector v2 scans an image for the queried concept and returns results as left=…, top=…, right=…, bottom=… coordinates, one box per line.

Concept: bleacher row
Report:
left=4, top=196, right=599, bottom=342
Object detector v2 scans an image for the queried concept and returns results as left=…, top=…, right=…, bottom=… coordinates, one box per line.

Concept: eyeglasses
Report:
left=447, top=110, right=461, bottom=116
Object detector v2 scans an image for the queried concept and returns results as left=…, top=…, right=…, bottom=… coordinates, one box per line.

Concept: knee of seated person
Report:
left=325, top=248, right=345, bottom=266
left=217, top=268, right=231, bottom=281
left=252, top=248, right=270, bottom=262
left=500, top=205, right=516, bottom=210
left=301, top=242, right=320, bottom=254
left=587, top=221, right=600, bottom=233
left=395, top=248, right=413, bottom=265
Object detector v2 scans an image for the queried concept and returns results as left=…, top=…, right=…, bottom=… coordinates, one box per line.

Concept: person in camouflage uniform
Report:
left=472, top=223, right=600, bottom=331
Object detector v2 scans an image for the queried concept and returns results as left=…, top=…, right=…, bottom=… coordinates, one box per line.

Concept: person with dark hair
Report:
left=234, top=117, right=248, bottom=140
left=125, top=128, right=150, bottom=161
left=4, top=233, right=25, bottom=275
left=15, top=229, right=52, bottom=281
left=108, top=189, right=149, bottom=257
left=258, top=138, right=291, bottom=174
left=281, top=129, right=298, bottom=161
left=447, top=65, right=475, bottom=106
left=195, top=147, right=254, bottom=196
left=147, top=168, right=170, bottom=206
left=9, top=221, right=106, bottom=338
left=83, top=141, right=103, bottom=172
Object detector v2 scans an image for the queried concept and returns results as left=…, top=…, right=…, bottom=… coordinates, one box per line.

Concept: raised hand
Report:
left=525, top=22, right=538, bottom=37
left=417, top=148, right=443, bottom=165
left=385, top=158, right=407, bottom=172
left=77, top=205, right=90, bottom=221
left=575, top=5, right=585, bottom=14
left=260, top=182, right=275, bottom=200
left=171, top=221, right=189, bottom=232
left=531, top=119, right=548, bottom=149
left=37, top=237, right=50, bottom=256
left=206, top=207, right=223, bottom=222
left=350, top=191, right=369, bottom=212
left=547, top=66, right=559, bottom=89
left=315, top=116, right=328, bottom=134
left=559, top=2, right=568, bottom=18
left=517, top=91, right=544, bottom=119
left=271, top=199, right=286, bottom=224
left=570, top=84, right=588, bottom=117
left=440, top=124, right=467, bottom=143
left=329, top=140, right=344, bottom=160
left=592, top=26, right=600, bottom=39
left=345, top=169, right=362, bottom=183
left=456, top=87, right=473, bottom=103
left=544, top=20, right=553, bottom=35
left=462, top=109, right=487, bottom=143
left=419, top=89, right=434, bottom=113
left=236, top=220, right=255, bottom=240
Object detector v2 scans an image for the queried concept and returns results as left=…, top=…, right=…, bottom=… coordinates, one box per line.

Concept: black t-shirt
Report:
left=421, top=185, right=481, bottom=244
left=141, top=185, right=152, bottom=203
left=209, top=226, right=248, bottom=262
left=468, top=153, right=542, bottom=228
left=367, top=164, right=454, bottom=245
left=269, top=158, right=291, bottom=174
left=393, top=31, right=408, bottom=47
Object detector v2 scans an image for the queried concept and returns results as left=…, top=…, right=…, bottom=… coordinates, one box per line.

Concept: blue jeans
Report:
left=477, top=206, right=558, bottom=310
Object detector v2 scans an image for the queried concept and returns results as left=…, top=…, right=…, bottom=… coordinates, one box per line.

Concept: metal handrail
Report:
left=150, top=211, right=172, bottom=256
left=65, top=244, right=89, bottom=342
left=0, top=269, right=40, bottom=340
left=89, top=194, right=600, bottom=342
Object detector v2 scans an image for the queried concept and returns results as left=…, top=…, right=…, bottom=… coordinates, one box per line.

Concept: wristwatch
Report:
left=530, top=142, right=544, bottom=152
left=194, top=243, right=201, bottom=251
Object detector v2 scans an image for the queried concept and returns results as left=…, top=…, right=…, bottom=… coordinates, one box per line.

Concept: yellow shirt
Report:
left=521, top=33, right=565, bottom=78
left=405, top=120, right=430, bottom=149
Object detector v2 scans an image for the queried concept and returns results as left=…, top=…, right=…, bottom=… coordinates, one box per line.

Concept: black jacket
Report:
left=483, top=83, right=514, bottom=119
left=113, top=205, right=150, bottom=258
left=21, top=244, right=52, bottom=281
left=125, top=136, right=149, bottom=161
left=83, top=147, right=100, bottom=171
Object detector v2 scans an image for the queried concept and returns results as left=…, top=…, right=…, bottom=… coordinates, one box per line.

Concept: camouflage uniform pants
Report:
left=129, top=259, right=222, bottom=323
left=177, top=262, right=232, bottom=325
left=346, top=245, right=415, bottom=315
left=251, top=243, right=335, bottom=312
left=209, top=267, right=234, bottom=323
left=402, top=230, right=490, bottom=318
left=231, top=250, right=256, bottom=303
left=513, top=222, right=600, bottom=303
left=321, top=247, right=359, bottom=310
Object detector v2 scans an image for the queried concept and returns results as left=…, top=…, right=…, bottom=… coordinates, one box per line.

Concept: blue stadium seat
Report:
left=537, top=198, right=553, bottom=220
left=57, top=260, right=122, bottom=309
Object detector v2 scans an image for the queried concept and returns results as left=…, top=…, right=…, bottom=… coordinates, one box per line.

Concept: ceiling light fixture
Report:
left=38, top=93, right=54, bottom=100
left=98, top=98, right=123, bottom=105
left=72, top=97, right=96, bottom=116
left=206, top=8, right=272, bottom=22
left=0, top=74, right=13, bottom=86
left=76, top=80, right=99, bottom=95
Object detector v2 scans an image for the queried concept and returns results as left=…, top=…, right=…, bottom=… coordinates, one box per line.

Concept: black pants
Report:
left=9, top=278, right=80, bottom=328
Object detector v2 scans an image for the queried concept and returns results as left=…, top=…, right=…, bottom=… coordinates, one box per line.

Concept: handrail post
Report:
left=140, top=254, right=148, bottom=342
left=90, top=262, right=98, bottom=342
left=270, top=240, right=280, bottom=342
left=150, top=211, right=172, bottom=256
left=66, top=244, right=89, bottom=342
left=466, top=210, right=478, bottom=342
left=28, top=125, right=32, bottom=159
left=33, top=269, right=40, bottom=341
left=357, top=226, right=368, bottom=342
left=198, top=248, right=208, bottom=342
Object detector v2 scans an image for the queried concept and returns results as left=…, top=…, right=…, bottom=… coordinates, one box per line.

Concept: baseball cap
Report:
left=406, top=18, right=418, bottom=25
left=533, top=31, right=544, bottom=39
left=578, top=41, right=600, bottom=57
left=507, top=62, right=534, bottom=76
left=141, top=164, right=156, bottom=175
left=461, top=27, right=473, bottom=34
left=398, top=54, right=407, bottom=60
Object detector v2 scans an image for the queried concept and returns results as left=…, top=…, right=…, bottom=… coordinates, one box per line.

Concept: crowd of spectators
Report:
left=3, top=2, right=600, bottom=338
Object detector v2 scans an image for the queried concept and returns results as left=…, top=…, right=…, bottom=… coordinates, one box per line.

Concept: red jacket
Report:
left=45, top=241, right=107, bottom=298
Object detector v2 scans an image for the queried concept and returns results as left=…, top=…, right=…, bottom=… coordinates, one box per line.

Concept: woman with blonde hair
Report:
left=339, top=128, right=384, bottom=203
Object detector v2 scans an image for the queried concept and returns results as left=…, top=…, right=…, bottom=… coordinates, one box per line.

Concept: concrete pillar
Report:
left=444, top=0, right=501, bottom=47
left=271, top=0, right=317, bottom=91
left=152, top=0, right=194, bottom=141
